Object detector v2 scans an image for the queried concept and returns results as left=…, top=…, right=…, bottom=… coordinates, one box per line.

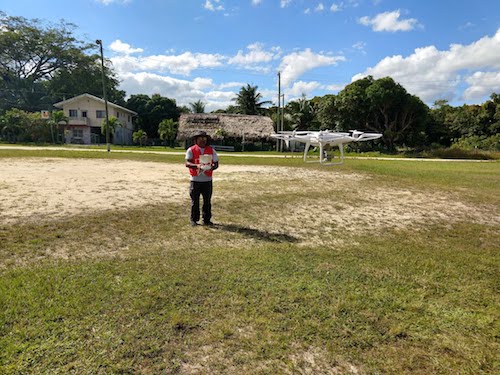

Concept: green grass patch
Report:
left=0, top=148, right=499, bottom=373
left=1, top=210, right=498, bottom=373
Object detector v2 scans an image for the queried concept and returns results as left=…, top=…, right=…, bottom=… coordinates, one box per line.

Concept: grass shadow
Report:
left=209, top=223, right=299, bottom=243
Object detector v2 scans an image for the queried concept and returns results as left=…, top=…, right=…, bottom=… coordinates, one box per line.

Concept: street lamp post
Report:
left=96, top=39, right=110, bottom=152
left=277, top=71, right=281, bottom=152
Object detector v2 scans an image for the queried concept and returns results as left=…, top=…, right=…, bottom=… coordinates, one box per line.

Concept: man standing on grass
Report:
left=185, top=131, right=219, bottom=226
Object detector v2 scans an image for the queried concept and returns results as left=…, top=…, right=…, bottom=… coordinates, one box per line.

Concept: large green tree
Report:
left=48, top=54, right=126, bottom=106
left=0, top=12, right=124, bottom=112
left=365, top=77, right=428, bottom=150
left=427, top=100, right=453, bottom=146
left=335, top=76, right=374, bottom=131
left=0, top=12, right=89, bottom=111
left=336, top=76, right=428, bottom=151
left=126, top=94, right=150, bottom=130
left=126, top=94, right=180, bottom=139
left=429, top=93, right=500, bottom=150
left=316, top=94, right=338, bottom=130
left=484, top=93, right=500, bottom=135
left=233, top=84, right=271, bottom=115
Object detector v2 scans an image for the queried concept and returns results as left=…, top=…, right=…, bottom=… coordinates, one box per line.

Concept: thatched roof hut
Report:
left=177, top=113, right=275, bottom=143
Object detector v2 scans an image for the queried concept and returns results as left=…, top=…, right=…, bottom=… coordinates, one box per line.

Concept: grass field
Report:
left=0, top=148, right=499, bottom=374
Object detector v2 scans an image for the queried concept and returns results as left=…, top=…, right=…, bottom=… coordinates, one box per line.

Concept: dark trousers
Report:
left=190, top=181, right=213, bottom=223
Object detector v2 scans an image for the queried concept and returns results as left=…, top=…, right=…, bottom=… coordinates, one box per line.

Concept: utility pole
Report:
left=96, top=39, right=110, bottom=152
left=281, top=93, right=285, bottom=144
left=277, top=71, right=281, bottom=152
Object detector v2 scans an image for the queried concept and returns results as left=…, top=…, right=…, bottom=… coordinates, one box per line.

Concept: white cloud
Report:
left=315, top=3, right=325, bottom=12
left=228, top=43, right=278, bottom=66
left=463, top=71, right=500, bottom=100
left=280, top=0, right=292, bottom=8
left=109, top=40, right=143, bottom=55
left=330, top=3, right=341, bottom=12
left=304, top=8, right=311, bottom=14
left=331, top=0, right=361, bottom=12
left=204, top=0, right=224, bottom=11
left=352, top=28, right=500, bottom=103
left=260, top=88, right=277, bottom=101
left=111, top=52, right=225, bottom=76
left=279, top=49, right=346, bottom=87
left=358, top=9, right=418, bottom=32
left=119, top=72, right=206, bottom=98
left=117, top=71, right=235, bottom=111
left=324, top=83, right=346, bottom=92
left=106, top=40, right=350, bottom=110
left=352, top=41, right=367, bottom=54
left=251, top=0, right=262, bottom=5
left=205, top=90, right=236, bottom=101
left=285, top=81, right=346, bottom=101
left=219, top=81, right=246, bottom=89
left=202, top=89, right=238, bottom=112
left=288, top=81, right=323, bottom=97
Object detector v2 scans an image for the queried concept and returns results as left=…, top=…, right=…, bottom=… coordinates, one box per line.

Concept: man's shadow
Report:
left=209, top=223, right=299, bottom=243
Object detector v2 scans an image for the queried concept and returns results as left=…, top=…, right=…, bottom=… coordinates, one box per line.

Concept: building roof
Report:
left=53, top=93, right=137, bottom=115
left=177, top=113, right=275, bottom=142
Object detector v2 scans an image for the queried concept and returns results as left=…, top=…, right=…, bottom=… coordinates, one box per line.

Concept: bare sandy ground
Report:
left=0, top=158, right=190, bottom=224
left=1, top=158, right=498, bottom=242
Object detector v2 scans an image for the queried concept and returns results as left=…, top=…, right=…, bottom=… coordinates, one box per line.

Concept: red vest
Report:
left=189, top=144, right=214, bottom=177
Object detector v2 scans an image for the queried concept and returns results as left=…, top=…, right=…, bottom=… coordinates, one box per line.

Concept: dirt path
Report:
left=0, top=145, right=495, bottom=162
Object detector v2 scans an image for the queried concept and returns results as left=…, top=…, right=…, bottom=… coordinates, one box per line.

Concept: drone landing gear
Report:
left=303, top=142, right=345, bottom=165
left=320, top=143, right=345, bottom=165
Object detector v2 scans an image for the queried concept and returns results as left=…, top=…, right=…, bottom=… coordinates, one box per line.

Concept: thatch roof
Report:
left=177, top=113, right=275, bottom=142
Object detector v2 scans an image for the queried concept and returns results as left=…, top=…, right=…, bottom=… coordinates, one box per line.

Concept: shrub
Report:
left=451, top=134, right=500, bottom=152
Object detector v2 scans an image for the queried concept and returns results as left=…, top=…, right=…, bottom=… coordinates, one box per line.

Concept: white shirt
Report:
left=185, top=146, right=219, bottom=182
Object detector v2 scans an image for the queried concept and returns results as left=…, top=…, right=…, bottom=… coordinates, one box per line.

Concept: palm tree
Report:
left=287, top=94, right=317, bottom=130
left=233, top=84, right=271, bottom=115
left=101, top=116, right=122, bottom=143
left=0, top=108, right=29, bottom=143
left=133, top=129, right=147, bottom=146
left=49, top=110, right=68, bottom=144
left=1, top=119, right=22, bottom=143
left=189, top=100, right=206, bottom=113
left=158, top=118, right=178, bottom=147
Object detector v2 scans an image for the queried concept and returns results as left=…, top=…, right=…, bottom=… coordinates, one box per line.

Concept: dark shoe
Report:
left=203, top=221, right=214, bottom=226
left=190, top=220, right=199, bottom=227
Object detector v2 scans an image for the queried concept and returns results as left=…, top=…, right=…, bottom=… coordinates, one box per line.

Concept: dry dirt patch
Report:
left=0, top=158, right=188, bottom=223
left=1, top=158, right=498, bottom=242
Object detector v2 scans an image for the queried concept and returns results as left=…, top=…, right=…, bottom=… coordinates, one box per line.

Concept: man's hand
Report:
left=186, top=161, right=200, bottom=169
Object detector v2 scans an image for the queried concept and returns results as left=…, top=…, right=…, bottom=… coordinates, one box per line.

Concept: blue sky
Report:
left=2, top=0, right=500, bottom=111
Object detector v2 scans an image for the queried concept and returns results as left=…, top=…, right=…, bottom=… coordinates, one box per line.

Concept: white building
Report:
left=54, top=93, right=137, bottom=145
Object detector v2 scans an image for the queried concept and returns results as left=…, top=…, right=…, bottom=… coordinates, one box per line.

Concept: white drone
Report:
left=271, top=130, right=383, bottom=165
